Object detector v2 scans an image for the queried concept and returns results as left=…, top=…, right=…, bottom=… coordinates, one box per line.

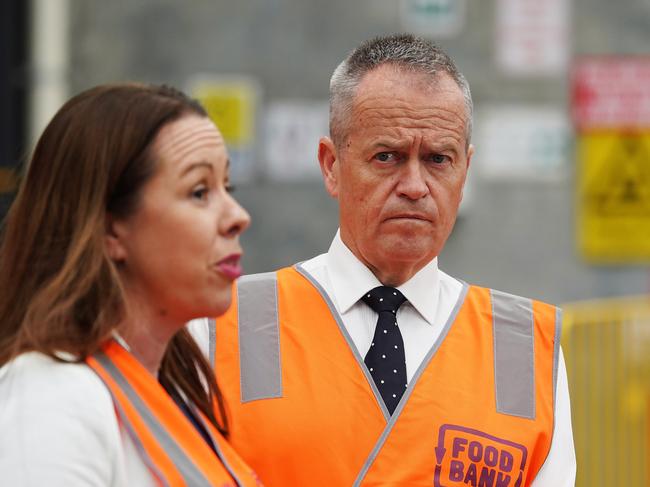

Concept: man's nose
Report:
left=396, top=158, right=429, bottom=200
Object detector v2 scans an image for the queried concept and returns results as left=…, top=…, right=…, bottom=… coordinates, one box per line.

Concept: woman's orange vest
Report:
left=86, top=340, right=261, bottom=487
left=214, top=265, right=561, bottom=487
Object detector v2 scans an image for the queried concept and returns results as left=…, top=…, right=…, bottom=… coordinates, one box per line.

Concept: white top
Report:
left=0, top=352, right=155, bottom=486
left=299, top=230, right=576, bottom=487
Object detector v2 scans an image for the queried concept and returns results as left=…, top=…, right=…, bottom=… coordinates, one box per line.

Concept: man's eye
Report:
left=375, top=152, right=396, bottom=163
left=429, top=154, right=449, bottom=164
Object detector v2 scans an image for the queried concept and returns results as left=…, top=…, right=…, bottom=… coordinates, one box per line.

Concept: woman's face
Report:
left=108, top=114, right=250, bottom=325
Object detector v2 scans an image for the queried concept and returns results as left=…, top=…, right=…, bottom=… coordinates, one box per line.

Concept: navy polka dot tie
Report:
left=362, top=286, right=407, bottom=415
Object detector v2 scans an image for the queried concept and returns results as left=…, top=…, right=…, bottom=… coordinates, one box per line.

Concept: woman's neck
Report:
left=117, top=294, right=183, bottom=375
left=119, top=324, right=170, bottom=375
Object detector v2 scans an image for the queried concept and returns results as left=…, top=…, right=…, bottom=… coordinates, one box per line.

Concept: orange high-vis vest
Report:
left=213, top=265, right=562, bottom=487
left=86, top=340, right=262, bottom=487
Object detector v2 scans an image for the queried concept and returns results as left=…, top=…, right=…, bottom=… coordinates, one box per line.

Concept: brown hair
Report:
left=0, top=83, right=228, bottom=434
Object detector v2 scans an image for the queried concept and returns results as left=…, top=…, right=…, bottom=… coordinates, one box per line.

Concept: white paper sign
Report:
left=474, top=106, right=571, bottom=180
left=496, top=0, right=571, bottom=76
left=264, top=101, right=329, bottom=181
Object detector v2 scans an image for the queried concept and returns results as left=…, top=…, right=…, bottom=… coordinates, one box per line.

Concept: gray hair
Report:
left=329, top=33, right=473, bottom=148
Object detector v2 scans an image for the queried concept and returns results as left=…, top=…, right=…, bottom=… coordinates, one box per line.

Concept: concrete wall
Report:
left=66, top=0, right=650, bottom=304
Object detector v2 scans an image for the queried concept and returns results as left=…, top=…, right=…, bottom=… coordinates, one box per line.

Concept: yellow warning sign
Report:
left=578, top=132, right=650, bottom=261
left=189, top=77, right=258, bottom=147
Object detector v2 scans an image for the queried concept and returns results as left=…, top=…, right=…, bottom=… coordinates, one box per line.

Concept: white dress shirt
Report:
left=299, top=230, right=576, bottom=487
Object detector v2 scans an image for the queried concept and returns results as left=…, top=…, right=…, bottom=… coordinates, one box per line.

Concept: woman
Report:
left=0, top=84, right=259, bottom=486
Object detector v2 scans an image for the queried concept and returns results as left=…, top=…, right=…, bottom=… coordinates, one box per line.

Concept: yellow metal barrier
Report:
left=563, top=295, right=650, bottom=486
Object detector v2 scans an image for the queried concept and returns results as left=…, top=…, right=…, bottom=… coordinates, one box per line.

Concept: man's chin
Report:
left=383, top=217, right=432, bottom=232
left=374, top=239, right=439, bottom=267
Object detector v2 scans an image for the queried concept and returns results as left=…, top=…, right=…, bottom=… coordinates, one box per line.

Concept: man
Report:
left=210, top=34, right=576, bottom=486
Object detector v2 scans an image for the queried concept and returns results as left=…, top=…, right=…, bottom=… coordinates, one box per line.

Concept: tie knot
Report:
left=362, top=286, right=406, bottom=314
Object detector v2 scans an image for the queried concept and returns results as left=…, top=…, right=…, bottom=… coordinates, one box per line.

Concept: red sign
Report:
left=572, top=57, right=650, bottom=130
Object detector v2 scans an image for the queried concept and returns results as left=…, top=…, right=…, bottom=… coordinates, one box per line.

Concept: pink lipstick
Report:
left=215, top=254, right=243, bottom=280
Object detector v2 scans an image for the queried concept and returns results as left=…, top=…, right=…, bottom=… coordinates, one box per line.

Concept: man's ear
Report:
left=104, top=214, right=128, bottom=263
left=459, top=143, right=475, bottom=202
left=318, top=136, right=340, bottom=198
left=466, top=143, right=474, bottom=171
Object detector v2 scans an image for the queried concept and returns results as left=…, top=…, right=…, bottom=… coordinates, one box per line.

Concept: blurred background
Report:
left=1, top=0, right=649, bottom=484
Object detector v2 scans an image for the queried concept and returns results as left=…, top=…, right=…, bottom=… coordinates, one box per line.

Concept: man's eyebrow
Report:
left=369, top=139, right=407, bottom=150
left=423, top=140, right=461, bottom=153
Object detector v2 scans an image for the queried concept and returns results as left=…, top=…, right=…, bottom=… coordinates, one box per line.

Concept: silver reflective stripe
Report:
left=207, top=318, right=216, bottom=369
left=553, top=308, right=562, bottom=407
left=110, top=399, right=170, bottom=487
left=491, top=289, right=535, bottom=419
left=238, top=272, right=283, bottom=402
left=93, top=352, right=212, bottom=486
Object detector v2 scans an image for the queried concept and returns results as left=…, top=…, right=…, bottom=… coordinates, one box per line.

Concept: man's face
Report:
left=319, top=65, right=473, bottom=285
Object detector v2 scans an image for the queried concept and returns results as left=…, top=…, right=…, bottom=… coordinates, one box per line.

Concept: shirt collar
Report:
left=326, top=230, right=441, bottom=326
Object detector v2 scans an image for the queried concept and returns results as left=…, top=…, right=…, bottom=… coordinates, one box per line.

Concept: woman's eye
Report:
left=191, top=186, right=209, bottom=201
left=224, top=178, right=236, bottom=193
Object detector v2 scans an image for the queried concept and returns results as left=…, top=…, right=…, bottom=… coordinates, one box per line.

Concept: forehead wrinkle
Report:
left=354, top=107, right=466, bottom=144
left=359, top=111, right=465, bottom=135
left=155, top=124, right=224, bottom=164
left=356, top=102, right=465, bottom=125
